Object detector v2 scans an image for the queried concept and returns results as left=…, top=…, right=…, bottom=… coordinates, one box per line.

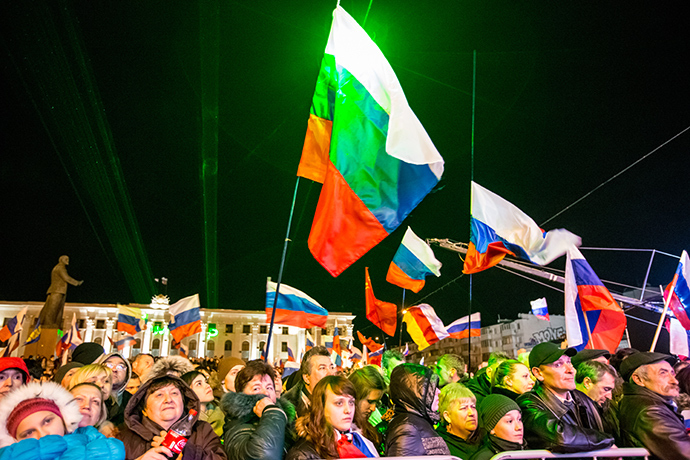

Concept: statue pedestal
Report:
left=24, top=327, right=60, bottom=359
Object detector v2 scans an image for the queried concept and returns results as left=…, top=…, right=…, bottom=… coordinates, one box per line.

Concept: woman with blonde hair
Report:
left=69, top=364, right=113, bottom=401
left=490, top=360, right=534, bottom=400
left=436, top=383, right=483, bottom=459
left=287, top=375, right=378, bottom=459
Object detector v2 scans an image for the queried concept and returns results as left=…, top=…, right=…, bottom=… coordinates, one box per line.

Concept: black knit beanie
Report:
left=479, top=394, right=520, bottom=431
left=71, top=342, right=104, bottom=365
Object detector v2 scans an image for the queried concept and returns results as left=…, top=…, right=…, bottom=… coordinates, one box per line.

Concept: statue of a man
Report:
left=38, top=255, right=84, bottom=328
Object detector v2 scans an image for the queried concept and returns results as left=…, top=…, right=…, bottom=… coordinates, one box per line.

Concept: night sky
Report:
left=2, top=1, right=689, bottom=347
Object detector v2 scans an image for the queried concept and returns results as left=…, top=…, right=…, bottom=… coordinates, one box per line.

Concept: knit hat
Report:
left=52, top=362, right=83, bottom=385
left=0, top=381, right=82, bottom=447
left=0, top=358, right=30, bottom=383
left=479, top=394, right=520, bottom=432
left=71, top=342, right=104, bottom=365
left=6, top=398, right=62, bottom=438
left=217, top=357, right=245, bottom=380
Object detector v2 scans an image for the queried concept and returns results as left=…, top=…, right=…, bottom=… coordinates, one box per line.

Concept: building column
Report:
left=84, top=319, right=95, bottom=343
left=161, top=322, right=170, bottom=357
left=142, top=322, right=153, bottom=354
left=104, top=319, right=115, bottom=353
left=198, top=323, right=207, bottom=359
left=251, top=325, right=259, bottom=360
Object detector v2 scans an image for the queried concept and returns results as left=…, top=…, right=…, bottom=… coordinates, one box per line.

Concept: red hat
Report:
left=0, top=358, right=30, bottom=383
left=6, top=398, right=62, bottom=438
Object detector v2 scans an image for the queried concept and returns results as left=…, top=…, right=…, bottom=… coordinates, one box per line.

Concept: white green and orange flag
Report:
left=297, top=6, right=444, bottom=277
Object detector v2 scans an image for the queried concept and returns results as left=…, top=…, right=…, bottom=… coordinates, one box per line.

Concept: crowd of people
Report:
left=0, top=340, right=688, bottom=460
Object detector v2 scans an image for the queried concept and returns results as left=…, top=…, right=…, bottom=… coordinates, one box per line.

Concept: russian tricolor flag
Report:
left=530, top=298, right=550, bottom=321
left=117, top=305, right=146, bottom=335
left=168, top=294, right=202, bottom=344
left=463, top=182, right=581, bottom=274
left=297, top=6, right=444, bottom=277
left=266, top=280, right=328, bottom=329
left=446, top=313, right=481, bottom=339
left=386, top=227, right=442, bottom=293
left=287, top=345, right=296, bottom=362
left=664, top=250, right=690, bottom=330
left=565, top=248, right=626, bottom=353
left=402, top=303, right=449, bottom=350
left=115, top=335, right=136, bottom=351
left=368, top=345, right=384, bottom=367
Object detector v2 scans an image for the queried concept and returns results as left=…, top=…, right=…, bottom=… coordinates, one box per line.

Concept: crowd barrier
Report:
left=340, top=448, right=651, bottom=460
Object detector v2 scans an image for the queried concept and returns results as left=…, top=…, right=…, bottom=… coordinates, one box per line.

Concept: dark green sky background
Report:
left=2, top=0, right=689, bottom=347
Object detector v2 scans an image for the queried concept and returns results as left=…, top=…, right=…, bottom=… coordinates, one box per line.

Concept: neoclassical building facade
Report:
left=0, top=300, right=354, bottom=363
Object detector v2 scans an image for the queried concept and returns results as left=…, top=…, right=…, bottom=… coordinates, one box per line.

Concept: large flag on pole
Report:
left=386, top=227, right=442, bottom=293
left=56, top=313, right=82, bottom=360
left=565, top=247, right=626, bottom=352
left=168, top=294, right=202, bottom=344
left=463, top=182, right=581, bottom=274
left=297, top=6, right=444, bottom=277
left=664, top=250, right=690, bottom=330
left=402, top=304, right=449, bottom=350
left=356, top=331, right=383, bottom=353
left=446, top=313, right=481, bottom=339
left=365, top=267, right=397, bottom=336
left=266, top=280, right=328, bottom=329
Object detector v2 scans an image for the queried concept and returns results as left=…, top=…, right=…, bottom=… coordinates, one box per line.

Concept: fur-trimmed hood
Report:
left=221, top=390, right=296, bottom=423
left=124, top=373, right=200, bottom=440
left=143, top=355, right=194, bottom=383
left=0, top=381, right=82, bottom=447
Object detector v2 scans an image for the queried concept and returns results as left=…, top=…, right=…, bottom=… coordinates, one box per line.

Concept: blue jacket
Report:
left=0, top=426, right=124, bottom=460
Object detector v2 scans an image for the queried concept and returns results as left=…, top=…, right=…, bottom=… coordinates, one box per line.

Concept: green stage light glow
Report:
left=200, top=0, right=220, bottom=309
left=5, top=0, right=154, bottom=303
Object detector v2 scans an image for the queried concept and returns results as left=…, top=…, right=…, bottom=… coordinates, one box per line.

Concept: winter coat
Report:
left=0, top=381, right=82, bottom=448
left=491, top=386, right=522, bottom=401
left=286, top=426, right=378, bottom=460
left=385, top=364, right=450, bottom=456
left=116, top=374, right=226, bottom=460
left=200, top=402, right=225, bottom=438
left=465, top=369, right=491, bottom=405
left=0, top=426, right=124, bottom=460
left=221, top=391, right=296, bottom=460
left=517, top=383, right=615, bottom=453
left=436, top=424, right=483, bottom=460
left=96, top=352, right=133, bottom=427
left=618, top=382, right=690, bottom=460
left=469, top=434, right=526, bottom=460
left=282, top=381, right=310, bottom=418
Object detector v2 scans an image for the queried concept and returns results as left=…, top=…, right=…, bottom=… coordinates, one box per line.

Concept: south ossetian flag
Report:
left=403, top=303, right=449, bottom=350
left=565, top=247, right=626, bottom=353
left=297, top=6, right=444, bottom=277
left=463, top=182, right=581, bottom=274
left=386, top=227, right=442, bottom=293
left=266, top=280, right=328, bottom=329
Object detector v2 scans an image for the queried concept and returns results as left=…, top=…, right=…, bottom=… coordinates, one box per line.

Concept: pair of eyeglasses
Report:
left=105, top=362, right=127, bottom=372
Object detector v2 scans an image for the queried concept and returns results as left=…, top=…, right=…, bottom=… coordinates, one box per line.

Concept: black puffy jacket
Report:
left=517, top=383, right=614, bottom=453
left=221, top=391, right=296, bottom=460
left=384, top=364, right=450, bottom=456
left=618, top=382, right=690, bottom=460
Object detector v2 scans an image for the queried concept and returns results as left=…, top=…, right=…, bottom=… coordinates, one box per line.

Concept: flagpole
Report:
left=650, top=282, right=677, bottom=352
left=467, top=49, right=477, bottom=372
left=399, top=288, right=406, bottom=347
left=264, top=177, right=301, bottom=360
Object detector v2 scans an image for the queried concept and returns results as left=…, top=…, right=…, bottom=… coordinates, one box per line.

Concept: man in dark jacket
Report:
left=385, top=363, right=450, bottom=456
left=517, top=342, right=615, bottom=453
left=222, top=360, right=296, bottom=460
left=282, top=346, right=334, bottom=417
left=618, top=351, right=690, bottom=460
